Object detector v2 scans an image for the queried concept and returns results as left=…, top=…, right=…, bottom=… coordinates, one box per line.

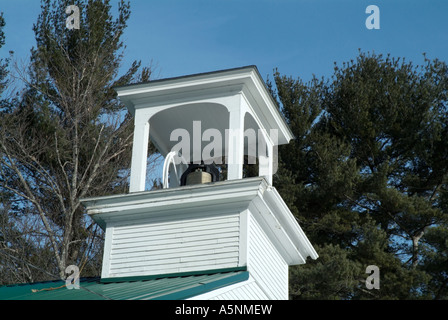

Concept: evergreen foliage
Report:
left=273, top=52, right=448, bottom=299
left=1, top=2, right=446, bottom=299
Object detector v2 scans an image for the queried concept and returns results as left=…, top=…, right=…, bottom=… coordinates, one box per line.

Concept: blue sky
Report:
left=1, top=0, right=448, bottom=83
left=1, top=0, right=447, bottom=185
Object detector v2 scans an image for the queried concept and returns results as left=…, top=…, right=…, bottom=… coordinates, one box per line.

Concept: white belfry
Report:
left=81, top=66, right=318, bottom=300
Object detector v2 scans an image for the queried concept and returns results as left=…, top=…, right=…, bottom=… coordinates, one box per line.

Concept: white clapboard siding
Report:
left=105, top=211, right=241, bottom=278
left=187, top=275, right=269, bottom=300
left=209, top=281, right=269, bottom=300
left=247, top=211, right=289, bottom=300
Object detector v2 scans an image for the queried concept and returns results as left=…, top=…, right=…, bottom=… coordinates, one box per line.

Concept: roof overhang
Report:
left=114, top=65, right=294, bottom=146
left=81, top=177, right=318, bottom=266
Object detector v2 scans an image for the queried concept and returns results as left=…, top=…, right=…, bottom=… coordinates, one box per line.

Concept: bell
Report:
left=180, top=163, right=219, bottom=186
left=186, top=169, right=212, bottom=185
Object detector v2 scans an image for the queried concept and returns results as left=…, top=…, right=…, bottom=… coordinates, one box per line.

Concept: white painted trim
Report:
left=248, top=198, right=303, bottom=265
left=115, top=66, right=294, bottom=146
left=82, top=178, right=265, bottom=228
left=264, top=187, right=319, bottom=261
left=129, top=117, right=150, bottom=192
left=100, top=225, right=114, bottom=279
left=238, top=210, right=249, bottom=267
left=227, top=94, right=246, bottom=180
left=81, top=177, right=318, bottom=268
left=117, top=66, right=295, bottom=192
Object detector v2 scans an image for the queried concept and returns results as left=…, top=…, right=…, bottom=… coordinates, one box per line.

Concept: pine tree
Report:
left=273, top=52, right=448, bottom=299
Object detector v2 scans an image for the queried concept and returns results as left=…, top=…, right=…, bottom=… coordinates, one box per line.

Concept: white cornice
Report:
left=114, top=66, right=294, bottom=145
left=263, top=187, right=319, bottom=261
left=81, top=178, right=266, bottom=229
left=81, top=177, right=318, bottom=265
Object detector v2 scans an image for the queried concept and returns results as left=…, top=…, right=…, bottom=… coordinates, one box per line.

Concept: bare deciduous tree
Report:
left=0, top=0, right=156, bottom=281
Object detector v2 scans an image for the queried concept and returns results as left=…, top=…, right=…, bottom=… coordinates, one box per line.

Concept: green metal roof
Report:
left=0, top=267, right=248, bottom=300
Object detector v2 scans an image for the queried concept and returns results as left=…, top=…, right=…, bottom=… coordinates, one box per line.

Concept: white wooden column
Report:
left=258, top=129, right=277, bottom=185
left=258, top=144, right=273, bottom=185
left=227, top=97, right=245, bottom=181
left=129, top=111, right=150, bottom=193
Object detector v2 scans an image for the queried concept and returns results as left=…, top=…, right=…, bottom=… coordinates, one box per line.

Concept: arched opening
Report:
left=148, top=102, right=229, bottom=188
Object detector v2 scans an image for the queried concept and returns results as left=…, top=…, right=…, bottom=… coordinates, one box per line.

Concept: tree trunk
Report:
left=411, top=230, right=425, bottom=268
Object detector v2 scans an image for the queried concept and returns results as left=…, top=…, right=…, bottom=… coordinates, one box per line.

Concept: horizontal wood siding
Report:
left=248, top=212, right=288, bottom=300
left=209, top=281, right=269, bottom=300
left=106, top=212, right=240, bottom=278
